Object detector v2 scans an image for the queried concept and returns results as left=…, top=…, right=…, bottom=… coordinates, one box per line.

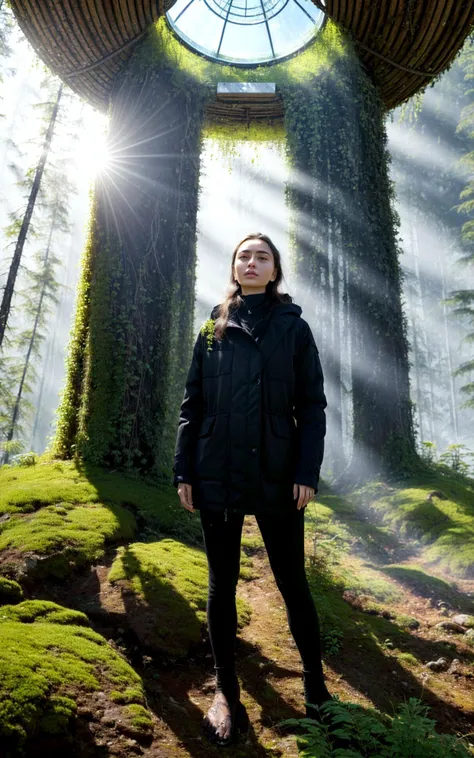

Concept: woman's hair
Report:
left=214, top=232, right=292, bottom=341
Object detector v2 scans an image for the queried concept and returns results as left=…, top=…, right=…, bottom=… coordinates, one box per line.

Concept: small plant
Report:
left=200, top=318, right=216, bottom=351
left=322, top=628, right=344, bottom=656
left=420, top=441, right=437, bottom=465
left=12, top=451, right=39, bottom=467
left=439, top=444, right=474, bottom=476
left=279, top=697, right=473, bottom=757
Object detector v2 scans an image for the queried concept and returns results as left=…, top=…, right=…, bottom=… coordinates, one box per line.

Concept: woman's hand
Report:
left=293, top=483, right=315, bottom=510
left=177, top=483, right=195, bottom=512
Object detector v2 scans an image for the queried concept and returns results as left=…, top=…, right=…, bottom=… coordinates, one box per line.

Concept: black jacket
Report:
left=173, top=298, right=327, bottom=515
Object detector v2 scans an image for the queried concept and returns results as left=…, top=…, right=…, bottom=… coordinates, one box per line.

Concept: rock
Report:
left=0, top=513, right=11, bottom=522
left=447, top=659, right=462, bottom=675
left=434, top=621, right=466, bottom=634
left=425, top=657, right=449, bottom=672
left=167, top=696, right=189, bottom=715
left=77, top=706, right=94, bottom=719
left=125, top=738, right=142, bottom=753
left=451, top=614, right=474, bottom=628
left=116, top=722, right=146, bottom=741
left=24, top=556, right=39, bottom=571
left=465, top=629, right=474, bottom=640
left=101, top=713, right=116, bottom=727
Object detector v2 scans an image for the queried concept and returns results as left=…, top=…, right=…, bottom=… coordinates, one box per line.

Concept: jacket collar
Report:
left=210, top=302, right=302, bottom=322
left=210, top=301, right=302, bottom=373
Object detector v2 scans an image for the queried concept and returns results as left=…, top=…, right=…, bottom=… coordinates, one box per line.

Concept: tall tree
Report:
left=285, top=35, right=415, bottom=484
left=447, top=40, right=474, bottom=413
left=389, top=46, right=474, bottom=451
left=52, top=28, right=208, bottom=475
left=0, top=80, right=63, bottom=348
left=1, top=198, right=63, bottom=462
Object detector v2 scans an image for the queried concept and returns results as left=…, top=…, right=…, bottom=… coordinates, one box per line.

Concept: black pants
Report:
left=200, top=506, right=328, bottom=692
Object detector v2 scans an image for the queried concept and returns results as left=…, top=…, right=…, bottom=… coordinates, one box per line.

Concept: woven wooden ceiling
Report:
left=9, top=0, right=474, bottom=112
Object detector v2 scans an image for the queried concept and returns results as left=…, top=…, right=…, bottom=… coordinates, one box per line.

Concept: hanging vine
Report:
left=282, top=31, right=417, bottom=479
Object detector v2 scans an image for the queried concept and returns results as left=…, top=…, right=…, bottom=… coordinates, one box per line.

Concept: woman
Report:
left=173, top=233, right=333, bottom=746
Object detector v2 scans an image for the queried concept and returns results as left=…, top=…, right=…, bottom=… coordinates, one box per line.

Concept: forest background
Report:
left=0, top=5, right=473, bottom=478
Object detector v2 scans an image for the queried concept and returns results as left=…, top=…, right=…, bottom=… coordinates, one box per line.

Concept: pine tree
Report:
left=448, top=40, right=474, bottom=412
left=0, top=79, right=63, bottom=348
left=1, top=199, right=63, bottom=463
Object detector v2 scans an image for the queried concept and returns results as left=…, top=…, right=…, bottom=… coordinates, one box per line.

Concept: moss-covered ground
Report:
left=107, top=539, right=251, bottom=657
left=0, top=458, right=473, bottom=755
left=0, top=599, right=151, bottom=757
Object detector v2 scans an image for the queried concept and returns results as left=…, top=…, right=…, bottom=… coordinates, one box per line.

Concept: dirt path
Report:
left=43, top=513, right=474, bottom=756
left=138, top=516, right=474, bottom=757
left=138, top=517, right=317, bottom=757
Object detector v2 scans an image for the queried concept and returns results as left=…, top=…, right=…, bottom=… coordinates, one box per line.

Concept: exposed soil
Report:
left=35, top=514, right=474, bottom=757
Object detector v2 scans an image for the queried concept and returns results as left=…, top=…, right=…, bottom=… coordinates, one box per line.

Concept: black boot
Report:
left=303, top=668, right=333, bottom=719
left=303, top=670, right=354, bottom=752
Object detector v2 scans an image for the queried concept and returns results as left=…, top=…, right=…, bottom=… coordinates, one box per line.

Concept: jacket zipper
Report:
left=224, top=508, right=228, bottom=522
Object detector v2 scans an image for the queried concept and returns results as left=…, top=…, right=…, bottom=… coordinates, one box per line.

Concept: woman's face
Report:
left=233, top=239, right=277, bottom=294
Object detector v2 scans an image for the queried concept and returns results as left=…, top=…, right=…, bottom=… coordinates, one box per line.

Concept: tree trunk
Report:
left=52, top=35, right=207, bottom=475
left=440, top=249, right=459, bottom=442
left=0, top=83, right=62, bottom=349
left=285, top=40, right=416, bottom=487
left=2, top=205, right=57, bottom=463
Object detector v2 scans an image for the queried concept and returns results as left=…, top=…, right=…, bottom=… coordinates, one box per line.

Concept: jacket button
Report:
left=251, top=448, right=257, bottom=454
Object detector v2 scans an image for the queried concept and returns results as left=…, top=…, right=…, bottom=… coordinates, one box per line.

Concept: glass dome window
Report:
left=166, top=0, right=324, bottom=66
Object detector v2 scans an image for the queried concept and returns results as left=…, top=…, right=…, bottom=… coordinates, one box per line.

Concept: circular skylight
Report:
left=166, top=0, right=324, bottom=66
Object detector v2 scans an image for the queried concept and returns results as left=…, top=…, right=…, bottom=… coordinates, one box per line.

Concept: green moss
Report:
left=0, top=600, right=148, bottom=755
left=241, top=533, right=264, bottom=553
left=110, top=687, right=145, bottom=705
left=0, top=501, right=135, bottom=579
left=150, top=17, right=345, bottom=90
left=395, top=614, right=420, bottom=630
left=338, top=566, right=403, bottom=603
left=51, top=194, right=95, bottom=463
left=239, top=566, right=257, bottom=581
left=0, top=600, right=90, bottom=626
left=396, top=651, right=419, bottom=666
left=122, top=703, right=153, bottom=732
left=314, top=473, right=474, bottom=578
left=239, top=551, right=257, bottom=581
left=74, top=462, right=202, bottom=545
left=0, top=577, right=23, bottom=605
left=0, top=459, right=101, bottom=515
left=0, top=458, right=202, bottom=547
left=307, top=494, right=402, bottom=565
left=109, top=539, right=251, bottom=656
left=377, top=564, right=472, bottom=610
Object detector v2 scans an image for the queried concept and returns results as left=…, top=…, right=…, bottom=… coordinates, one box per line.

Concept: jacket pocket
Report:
left=198, top=415, right=216, bottom=438
left=263, top=414, right=295, bottom=484
left=202, top=346, right=233, bottom=377
left=195, top=414, right=227, bottom=480
left=270, top=414, right=293, bottom=438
